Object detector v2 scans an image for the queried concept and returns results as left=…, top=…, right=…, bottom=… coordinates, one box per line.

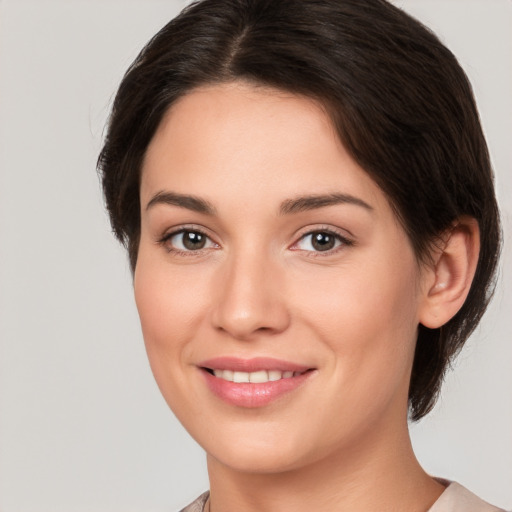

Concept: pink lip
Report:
left=198, top=356, right=310, bottom=373
left=198, top=357, right=315, bottom=408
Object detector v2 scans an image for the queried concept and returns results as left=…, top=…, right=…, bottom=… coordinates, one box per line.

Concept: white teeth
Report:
left=233, top=371, right=250, bottom=383
left=268, top=370, right=282, bottom=381
left=249, top=370, right=268, bottom=383
left=211, top=369, right=302, bottom=383
left=214, top=369, right=234, bottom=380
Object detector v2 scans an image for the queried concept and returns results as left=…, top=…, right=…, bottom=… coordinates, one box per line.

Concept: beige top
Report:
left=179, top=482, right=507, bottom=512
left=428, top=481, right=505, bottom=512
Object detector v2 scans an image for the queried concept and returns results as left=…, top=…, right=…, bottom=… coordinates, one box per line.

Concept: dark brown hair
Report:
left=98, top=0, right=501, bottom=421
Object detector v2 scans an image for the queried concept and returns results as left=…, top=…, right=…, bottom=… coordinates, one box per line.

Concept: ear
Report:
left=419, top=217, right=480, bottom=329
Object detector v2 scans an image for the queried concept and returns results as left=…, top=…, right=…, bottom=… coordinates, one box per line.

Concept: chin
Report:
left=196, top=417, right=330, bottom=475
left=208, top=440, right=309, bottom=474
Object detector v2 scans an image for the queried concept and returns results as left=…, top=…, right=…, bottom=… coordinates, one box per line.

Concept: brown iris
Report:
left=311, top=232, right=336, bottom=251
left=182, top=231, right=207, bottom=250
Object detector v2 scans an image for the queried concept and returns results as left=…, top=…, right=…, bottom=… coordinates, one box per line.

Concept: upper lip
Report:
left=198, top=356, right=312, bottom=373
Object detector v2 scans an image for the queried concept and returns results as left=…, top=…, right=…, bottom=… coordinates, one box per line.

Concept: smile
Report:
left=210, top=369, right=304, bottom=383
left=198, top=357, right=315, bottom=408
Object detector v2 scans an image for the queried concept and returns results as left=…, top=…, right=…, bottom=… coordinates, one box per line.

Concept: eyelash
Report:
left=157, top=226, right=354, bottom=257
left=291, top=227, right=354, bottom=257
left=157, top=226, right=217, bottom=257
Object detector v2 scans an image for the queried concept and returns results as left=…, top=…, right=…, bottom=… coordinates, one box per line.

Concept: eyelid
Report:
left=157, top=224, right=220, bottom=254
left=290, top=226, right=354, bottom=254
left=156, top=224, right=353, bottom=256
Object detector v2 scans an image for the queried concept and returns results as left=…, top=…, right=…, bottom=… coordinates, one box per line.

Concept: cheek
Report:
left=292, top=248, right=420, bottom=400
left=133, top=250, right=212, bottom=377
left=295, top=257, right=419, bottom=340
left=132, top=253, right=218, bottom=426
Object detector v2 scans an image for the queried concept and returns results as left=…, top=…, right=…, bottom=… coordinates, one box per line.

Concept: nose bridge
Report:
left=212, top=243, right=289, bottom=339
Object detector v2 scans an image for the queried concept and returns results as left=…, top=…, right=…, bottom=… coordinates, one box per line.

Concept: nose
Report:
left=211, top=251, right=291, bottom=341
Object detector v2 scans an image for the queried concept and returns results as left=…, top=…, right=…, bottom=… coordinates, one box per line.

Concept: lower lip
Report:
left=201, top=369, right=314, bottom=408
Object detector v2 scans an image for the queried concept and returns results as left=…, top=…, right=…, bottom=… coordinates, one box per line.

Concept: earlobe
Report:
left=419, top=217, right=480, bottom=329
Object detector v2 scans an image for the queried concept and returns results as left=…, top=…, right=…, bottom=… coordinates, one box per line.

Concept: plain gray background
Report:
left=0, top=1, right=511, bottom=511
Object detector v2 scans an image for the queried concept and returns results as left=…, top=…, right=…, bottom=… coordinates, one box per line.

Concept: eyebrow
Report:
left=145, top=190, right=373, bottom=217
left=146, top=191, right=217, bottom=215
left=279, top=193, right=373, bottom=215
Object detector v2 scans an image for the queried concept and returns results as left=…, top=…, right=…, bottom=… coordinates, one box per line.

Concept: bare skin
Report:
left=206, top=399, right=444, bottom=512
left=135, top=82, right=479, bottom=512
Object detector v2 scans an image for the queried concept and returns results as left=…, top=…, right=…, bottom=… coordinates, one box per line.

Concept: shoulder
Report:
left=429, top=480, right=507, bottom=512
left=179, top=491, right=209, bottom=512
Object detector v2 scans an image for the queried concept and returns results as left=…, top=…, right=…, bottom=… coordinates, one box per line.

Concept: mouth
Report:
left=198, top=357, right=316, bottom=408
left=203, top=368, right=307, bottom=383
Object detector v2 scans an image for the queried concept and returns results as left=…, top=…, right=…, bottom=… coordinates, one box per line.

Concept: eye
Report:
left=163, top=229, right=217, bottom=252
left=294, top=230, right=348, bottom=252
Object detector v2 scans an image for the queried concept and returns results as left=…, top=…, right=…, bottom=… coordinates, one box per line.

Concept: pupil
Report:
left=183, top=231, right=206, bottom=250
left=312, top=232, right=335, bottom=251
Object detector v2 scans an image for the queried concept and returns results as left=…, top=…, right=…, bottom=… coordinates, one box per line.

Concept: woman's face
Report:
left=135, top=82, right=429, bottom=473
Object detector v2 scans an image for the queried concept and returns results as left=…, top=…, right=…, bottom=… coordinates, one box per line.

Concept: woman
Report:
left=98, top=0, right=504, bottom=510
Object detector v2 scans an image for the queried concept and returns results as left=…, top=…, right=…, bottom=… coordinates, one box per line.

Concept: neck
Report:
left=206, top=413, right=444, bottom=512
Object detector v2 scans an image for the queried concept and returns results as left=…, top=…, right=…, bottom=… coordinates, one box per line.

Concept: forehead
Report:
left=141, top=82, right=388, bottom=214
